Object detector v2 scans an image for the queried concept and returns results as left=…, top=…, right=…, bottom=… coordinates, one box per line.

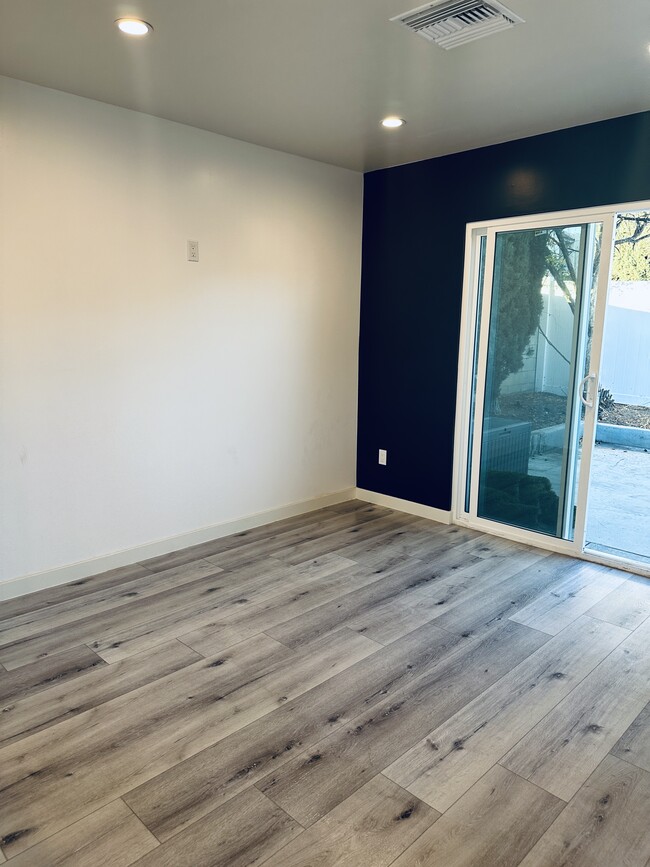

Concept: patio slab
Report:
left=587, top=443, right=650, bottom=560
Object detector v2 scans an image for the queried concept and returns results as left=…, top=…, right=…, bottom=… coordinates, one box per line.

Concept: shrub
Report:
left=479, top=470, right=559, bottom=535
left=598, top=387, right=615, bottom=420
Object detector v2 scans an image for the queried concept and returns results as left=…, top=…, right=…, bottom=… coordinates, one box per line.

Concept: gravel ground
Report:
left=499, top=392, right=650, bottom=430
left=600, top=402, right=650, bottom=429
left=499, top=392, right=567, bottom=428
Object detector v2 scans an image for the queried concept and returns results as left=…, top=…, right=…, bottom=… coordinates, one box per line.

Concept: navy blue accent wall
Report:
left=357, top=111, right=650, bottom=511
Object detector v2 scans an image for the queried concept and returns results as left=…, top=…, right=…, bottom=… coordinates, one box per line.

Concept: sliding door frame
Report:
left=452, top=199, right=650, bottom=577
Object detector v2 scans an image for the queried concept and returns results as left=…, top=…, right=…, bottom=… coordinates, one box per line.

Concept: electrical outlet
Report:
left=378, top=449, right=387, bottom=466
left=187, top=240, right=199, bottom=262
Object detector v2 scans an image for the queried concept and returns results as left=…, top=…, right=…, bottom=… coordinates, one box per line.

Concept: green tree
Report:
left=611, top=214, right=650, bottom=280
left=487, top=212, right=650, bottom=410
left=487, top=231, right=548, bottom=410
left=545, top=228, right=579, bottom=312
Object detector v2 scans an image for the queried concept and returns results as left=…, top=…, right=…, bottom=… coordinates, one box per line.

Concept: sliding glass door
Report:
left=584, top=208, right=650, bottom=565
left=458, top=212, right=615, bottom=553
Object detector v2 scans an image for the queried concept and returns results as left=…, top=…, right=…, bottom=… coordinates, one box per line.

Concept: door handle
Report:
left=579, top=372, right=596, bottom=408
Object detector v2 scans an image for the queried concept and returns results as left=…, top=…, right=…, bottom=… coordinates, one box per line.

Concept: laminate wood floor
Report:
left=1, top=500, right=649, bottom=866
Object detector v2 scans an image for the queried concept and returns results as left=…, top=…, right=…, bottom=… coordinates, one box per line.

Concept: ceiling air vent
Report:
left=392, top=0, right=524, bottom=49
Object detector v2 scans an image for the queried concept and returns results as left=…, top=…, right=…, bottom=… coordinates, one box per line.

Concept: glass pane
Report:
left=477, top=225, right=589, bottom=537
left=586, top=209, right=650, bottom=565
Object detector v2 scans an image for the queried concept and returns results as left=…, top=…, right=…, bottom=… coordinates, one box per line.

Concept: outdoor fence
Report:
left=501, top=281, right=650, bottom=408
left=600, top=305, right=650, bottom=407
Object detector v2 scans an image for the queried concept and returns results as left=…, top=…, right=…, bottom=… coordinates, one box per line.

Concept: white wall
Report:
left=0, top=76, right=362, bottom=590
left=600, top=301, right=650, bottom=407
left=500, top=283, right=575, bottom=399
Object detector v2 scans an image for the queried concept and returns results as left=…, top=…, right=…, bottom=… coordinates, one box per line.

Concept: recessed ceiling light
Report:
left=381, top=116, right=406, bottom=129
left=115, top=18, right=153, bottom=36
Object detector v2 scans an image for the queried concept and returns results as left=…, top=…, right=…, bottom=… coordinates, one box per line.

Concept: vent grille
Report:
left=392, top=0, right=524, bottom=49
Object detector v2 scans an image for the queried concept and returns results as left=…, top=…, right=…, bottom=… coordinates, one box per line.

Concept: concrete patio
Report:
left=528, top=440, right=650, bottom=564
left=587, top=443, right=650, bottom=562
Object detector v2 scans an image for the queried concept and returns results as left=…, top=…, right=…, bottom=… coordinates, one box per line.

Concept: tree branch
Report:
left=537, top=325, right=571, bottom=365
left=553, top=229, right=578, bottom=286
left=546, top=259, right=576, bottom=314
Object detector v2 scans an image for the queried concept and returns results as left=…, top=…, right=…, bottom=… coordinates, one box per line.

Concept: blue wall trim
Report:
left=357, top=112, right=650, bottom=510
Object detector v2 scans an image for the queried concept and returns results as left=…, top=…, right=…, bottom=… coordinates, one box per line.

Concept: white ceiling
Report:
left=1, top=0, right=649, bottom=171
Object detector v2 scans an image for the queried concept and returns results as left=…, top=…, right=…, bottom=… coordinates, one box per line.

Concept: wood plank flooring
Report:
left=1, top=500, right=649, bottom=866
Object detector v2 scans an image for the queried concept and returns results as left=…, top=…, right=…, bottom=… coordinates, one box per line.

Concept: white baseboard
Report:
left=355, top=488, right=452, bottom=525
left=0, top=487, right=356, bottom=602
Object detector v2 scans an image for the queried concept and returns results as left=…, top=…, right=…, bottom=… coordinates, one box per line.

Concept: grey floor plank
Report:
left=509, top=563, right=626, bottom=635
left=346, top=548, right=550, bottom=646
left=124, top=621, right=462, bottom=841
left=470, top=532, right=534, bottom=558
left=0, top=630, right=376, bottom=856
left=203, top=508, right=403, bottom=571
left=0, top=563, right=154, bottom=620
left=328, top=498, right=380, bottom=514
left=3, top=800, right=158, bottom=867
left=266, top=550, right=477, bottom=648
left=384, top=615, right=628, bottom=811
left=502, top=616, right=650, bottom=800
left=270, top=545, right=546, bottom=650
left=132, top=787, right=301, bottom=867
left=432, top=553, right=585, bottom=637
left=268, top=513, right=419, bottom=567
left=0, top=645, right=105, bottom=705
left=254, top=621, right=547, bottom=827
left=0, top=566, right=226, bottom=670
left=262, top=774, right=439, bottom=867
left=136, top=506, right=351, bottom=572
left=92, top=554, right=362, bottom=662
left=332, top=525, right=487, bottom=577
left=3, top=554, right=352, bottom=668
left=396, top=525, right=485, bottom=563
left=174, top=562, right=387, bottom=661
left=0, top=639, right=201, bottom=746
left=585, top=574, right=650, bottom=630
left=390, top=764, right=564, bottom=867
left=139, top=502, right=386, bottom=573
left=330, top=521, right=460, bottom=565
left=610, top=700, right=650, bottom=772
left=519, top=754, right=650, bottom=867
left=2, top=504, right=646, bottom=866
left=0, top=560, right=224, bottom=647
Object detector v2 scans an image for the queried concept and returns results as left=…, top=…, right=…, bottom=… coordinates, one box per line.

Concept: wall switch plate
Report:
left=378, top=448, right=387, bottom=465
left=187, top=240, right=199, bottom=262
